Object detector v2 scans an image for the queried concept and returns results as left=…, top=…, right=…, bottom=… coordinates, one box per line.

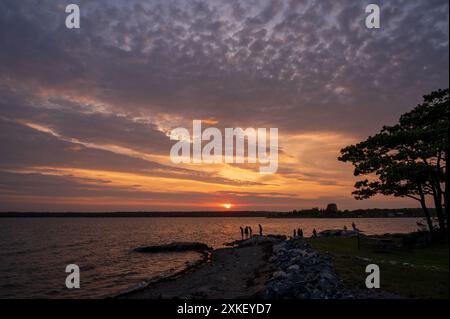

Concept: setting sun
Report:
left=221, top=203, right=232, bottom=209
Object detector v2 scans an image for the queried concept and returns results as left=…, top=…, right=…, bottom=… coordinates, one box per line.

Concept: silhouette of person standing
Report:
left=298, top=228, right=303, bottom=238
left=240, top=226, right=244, bottom=240
left=352, top=222, right=357, bottom=231
left=259, top=224, right=263, bottom=236
left=249, top=226, right=253, bottom=237
left=244, top=226, right=249, bottom=239
left=312, top=228, right=317, bottom=238
left=293, top=229, right=297, bottom=238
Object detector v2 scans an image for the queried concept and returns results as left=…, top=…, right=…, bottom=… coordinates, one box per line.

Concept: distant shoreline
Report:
left=0, top=209, right=427, bottom=218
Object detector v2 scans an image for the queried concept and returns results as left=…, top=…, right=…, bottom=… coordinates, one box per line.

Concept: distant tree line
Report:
left=269, top=208, right=432, bottom=218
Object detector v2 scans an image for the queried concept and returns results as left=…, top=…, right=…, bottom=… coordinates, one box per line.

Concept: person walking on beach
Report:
left=259, top=224, right=263, bottom=236
left=244, top=226, right=249, bottom=239
left=240, top=226, right=244, bottom=240
left=312, top=228, right=317, bottom=238
left=249, top=226, right=253, bottom=237
left=352, top=222, right=361, bottom=232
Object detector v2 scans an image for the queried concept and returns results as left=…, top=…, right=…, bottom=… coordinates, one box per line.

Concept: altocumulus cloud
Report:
left=0, top=0, right=448, bottom=210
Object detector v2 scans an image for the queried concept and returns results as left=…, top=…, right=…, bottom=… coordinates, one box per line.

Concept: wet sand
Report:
left=119, top=243, right=274, bottom=299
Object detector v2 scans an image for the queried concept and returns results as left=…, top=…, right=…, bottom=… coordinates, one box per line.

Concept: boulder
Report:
left=272, top=270, right=288, bottom=279
left=287, top=264, right=300, bottom=272
left=273, top=243, right=287, bottom=254
left=225, top=235, right=285, bottom=247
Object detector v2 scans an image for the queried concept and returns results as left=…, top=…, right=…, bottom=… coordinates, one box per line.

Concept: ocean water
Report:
left=0, top=217, right=420, bottom=298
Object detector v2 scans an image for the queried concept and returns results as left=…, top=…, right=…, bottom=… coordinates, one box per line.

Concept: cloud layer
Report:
left=0, top=0, right=448, bottom=211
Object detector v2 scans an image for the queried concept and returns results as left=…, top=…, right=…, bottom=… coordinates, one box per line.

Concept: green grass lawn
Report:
left=308, top=235, right=449, bottom=299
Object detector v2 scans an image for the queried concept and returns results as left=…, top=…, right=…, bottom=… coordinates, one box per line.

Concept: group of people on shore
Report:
left=292, top=228, right=317, bottom=238
left=239, top=222, right=360, bottom=240
left=240, top=224, right=263, bottom=239
left=293, top=228, right=304, bottom=238
left=293, top=222, right=359, bottom=239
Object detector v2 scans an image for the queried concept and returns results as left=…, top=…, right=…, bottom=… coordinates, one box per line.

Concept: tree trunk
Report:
left=445, top=145, right=449, bottom=230
left=419, top=187, right=434, bottom=232
left=431, top=184, right=446, bottom=230
left=432, top=187, right=445, bottom=231
left=445, top=171, right=449, bottom=229
left=436, top=149, right=448, bottom=230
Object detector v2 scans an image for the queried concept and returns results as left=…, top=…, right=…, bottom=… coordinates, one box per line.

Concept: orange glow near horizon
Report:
left=3, top=120, right=414, bottom=211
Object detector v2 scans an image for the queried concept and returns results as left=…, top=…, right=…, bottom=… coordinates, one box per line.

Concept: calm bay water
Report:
left=0, top=217, right=420, bottom=298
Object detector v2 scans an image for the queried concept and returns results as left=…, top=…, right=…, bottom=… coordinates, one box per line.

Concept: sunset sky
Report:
left=0, top=0, right=448, bottom=211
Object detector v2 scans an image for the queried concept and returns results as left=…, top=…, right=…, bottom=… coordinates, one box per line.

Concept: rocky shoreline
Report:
left=119, top=234, right=398, bottom=299
left=259, top=238, right=343, bottom=298
left=259, top=237, right=397, bottom=299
